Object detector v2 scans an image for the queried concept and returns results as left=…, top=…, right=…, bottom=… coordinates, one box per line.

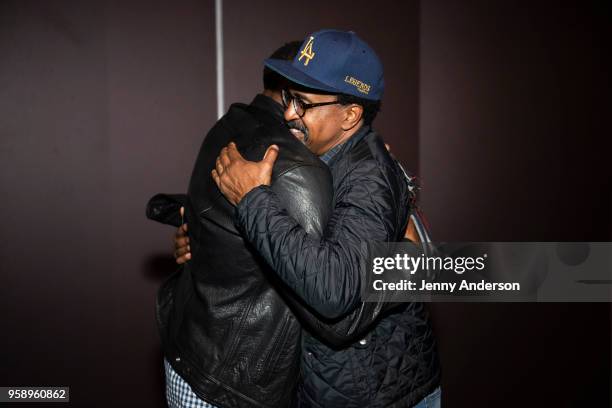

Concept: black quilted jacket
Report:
left=235, top=126, right=441, bottom=407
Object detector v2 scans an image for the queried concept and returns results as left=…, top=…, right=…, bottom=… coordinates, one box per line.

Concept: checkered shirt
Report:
left=164, top=359, right=218, bottom=408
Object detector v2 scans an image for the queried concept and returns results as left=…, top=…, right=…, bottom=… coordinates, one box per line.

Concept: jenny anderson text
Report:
left=372, top=279, right=520, bottom=292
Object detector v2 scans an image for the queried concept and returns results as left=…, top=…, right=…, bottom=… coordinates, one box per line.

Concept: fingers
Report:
left=173, top=223, right=191, bottom=264
left=215, top=157, right=222, bottom=175
left=216, top=143, right=276, bottom=177
left=175, top=223, right=187, bottom=239
left=174, top=243, right=191, bottom=257
left=215, top=144, right=236, bottom=176
left=259, top=145, right=279, bottom=186
left=211, top=168, right=220, bottom=186
left=262, top=144, right=279, bottom=165
left=179, top=206, right=184, bottom=218
left=215, top=150, right=227, bottom=175
left=174, top=233, right=190, bottom=249
left=226, top=142, right=244, bottom=161
left=219, top=146, right=231, bottom=168
left=174, top=225, right=189, bottom=248
left=175, top=251, right=191, bottom=264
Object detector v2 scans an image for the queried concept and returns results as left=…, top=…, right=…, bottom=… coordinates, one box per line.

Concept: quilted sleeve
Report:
left=235, top=169, right=400, bottom=320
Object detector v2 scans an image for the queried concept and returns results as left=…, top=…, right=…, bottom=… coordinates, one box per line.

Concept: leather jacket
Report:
left=147, top=95, right=334, bottom=408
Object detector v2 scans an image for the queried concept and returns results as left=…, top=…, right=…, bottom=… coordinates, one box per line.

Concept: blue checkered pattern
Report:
left=164, top=359, right=218, bottom=408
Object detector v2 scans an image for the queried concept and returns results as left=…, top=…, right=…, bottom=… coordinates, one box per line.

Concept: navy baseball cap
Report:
left=264, top=29, right=384, bottom=101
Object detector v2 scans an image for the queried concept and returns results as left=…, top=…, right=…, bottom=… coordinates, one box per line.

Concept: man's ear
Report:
left=341, top=104, right=364, bottom=131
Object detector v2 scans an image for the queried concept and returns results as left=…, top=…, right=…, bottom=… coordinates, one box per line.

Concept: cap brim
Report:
left=264, top=58, right=339, bottom=94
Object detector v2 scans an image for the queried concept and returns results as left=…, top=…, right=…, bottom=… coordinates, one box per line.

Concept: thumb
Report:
left=262, top=144, right=279, bottom=166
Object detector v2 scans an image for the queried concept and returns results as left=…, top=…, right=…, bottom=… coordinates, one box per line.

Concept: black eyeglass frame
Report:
left=282, top=89, right=341, bottom=118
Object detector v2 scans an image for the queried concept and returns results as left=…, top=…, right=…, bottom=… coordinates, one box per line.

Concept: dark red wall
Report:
left=0, top=1, right=609, bottom=407
left=0, top=1, right=217, bottom=406
left=420, top=0, right=611, bottom=242
left=420, top=1, right=611, bottom=406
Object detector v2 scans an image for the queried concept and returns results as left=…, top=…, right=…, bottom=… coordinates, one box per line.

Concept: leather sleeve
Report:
left=270, top=165, right=332, bottom=237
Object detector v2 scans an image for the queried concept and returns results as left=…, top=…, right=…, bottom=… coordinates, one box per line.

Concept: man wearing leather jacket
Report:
left=212, top=30, right=441, bottom=407
left=147, top=41, right=403, bottom=408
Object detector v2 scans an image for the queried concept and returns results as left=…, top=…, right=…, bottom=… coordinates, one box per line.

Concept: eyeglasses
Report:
left=281, top=89, right=341, bottom=118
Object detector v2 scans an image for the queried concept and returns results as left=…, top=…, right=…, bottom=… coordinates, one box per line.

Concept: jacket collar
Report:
left=320, top=125, right=371, bottom=166
left=250, top=94, right=285, bottom=122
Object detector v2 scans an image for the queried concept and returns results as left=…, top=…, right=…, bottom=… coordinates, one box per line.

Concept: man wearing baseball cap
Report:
left=213, top=30, right=441, bottom=407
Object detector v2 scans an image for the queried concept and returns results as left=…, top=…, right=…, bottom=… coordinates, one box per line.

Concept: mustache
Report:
left=286, top=120, right=307, bottom=133
left=286, top=120, right=310, bottom=143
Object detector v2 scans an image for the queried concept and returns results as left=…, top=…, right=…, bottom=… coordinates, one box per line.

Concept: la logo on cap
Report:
left=298, top=36, right=315, bottom=66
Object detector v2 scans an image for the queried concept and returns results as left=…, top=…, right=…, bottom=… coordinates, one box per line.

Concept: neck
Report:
left=323, top=121, right=364, bottom=155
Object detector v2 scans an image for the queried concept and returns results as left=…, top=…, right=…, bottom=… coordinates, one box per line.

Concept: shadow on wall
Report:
left=143, top=255, right=176, bottom=407
left=148, top=345, right=168, bottom=408
left=143, top=254, right=180, bottom=282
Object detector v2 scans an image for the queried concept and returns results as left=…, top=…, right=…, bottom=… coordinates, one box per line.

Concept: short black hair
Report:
left=337, top=93, right=382, bottom=125
left=263, top=40, right=302, bottom=91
